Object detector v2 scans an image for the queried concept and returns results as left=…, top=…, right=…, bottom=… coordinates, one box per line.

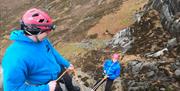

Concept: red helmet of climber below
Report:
left=112, top=53, right=120, bottom=62
left=20, top=8, right=56, bottom=35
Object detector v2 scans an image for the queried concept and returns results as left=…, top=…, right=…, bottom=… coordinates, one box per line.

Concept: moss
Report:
left=84, top=81, right=90, bottom=87
left=81, top=76, right=89, bottom=82
left=165, top=85, right=175, bottom=91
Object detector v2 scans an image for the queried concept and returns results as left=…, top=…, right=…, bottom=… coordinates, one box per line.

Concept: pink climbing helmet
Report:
left=112, top=53, right=120, bottom=60
left=21, top=8, right=56, bottom=35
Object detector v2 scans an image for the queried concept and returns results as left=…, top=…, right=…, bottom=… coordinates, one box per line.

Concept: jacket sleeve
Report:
left=46, top=39, right=70, bottom=68
left=52, top=49, right=70, bottom=68
left=109, top=67, right=121, bottom=79
left=2, top=57, right=49, bottom=91
left=103, top=60, right=108, bottom=73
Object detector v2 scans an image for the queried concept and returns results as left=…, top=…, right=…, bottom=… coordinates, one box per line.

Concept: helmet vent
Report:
left=32, top=13, right=39, bottom=17
left=39, top=19, right=44, bottom=23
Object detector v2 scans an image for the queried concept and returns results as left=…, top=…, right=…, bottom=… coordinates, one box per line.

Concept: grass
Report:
left=55, top=42, right=87, bottom=58
left=54, top=39, right=108, bottom=60
left=87, top=0, right=148, bottom=39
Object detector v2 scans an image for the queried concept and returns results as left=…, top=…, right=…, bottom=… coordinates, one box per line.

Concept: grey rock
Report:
left=129, top=61, right=139, bottom=66
left=146, top=71, right=155, bottom=77
left=134, top=11, right=144, bottom=23
left=109, top=0, right=180, bottom=90
left=128, top=87, right=139, bottom=91
left=145, top=48, right=168, bottom=58
left=108, top=28, right=134, bottom=53
left=123, top=59, right=179, bottom=90
left=167, top=38, right=177, bottom=49
left=160, top=88, right=165, bottom=91
left=174, top=69, right=180, bottom=77
left=128, top=80, right=136, bottom=87
left=128, top=82, right=149, bottom=91
left=141, top=62, right=157, bottom=71
left=132, top=62, right=143, bottom=75
left=148, top=0, right=180, bottom=41
left=175, top=60, right=180, bottom=66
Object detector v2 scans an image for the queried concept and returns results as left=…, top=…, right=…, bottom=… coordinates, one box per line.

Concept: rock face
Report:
left=65, top=0, right=180, bottom=90
left=122, top=59, right=180, bottom=91
left=73, top=50, right=123, bottom=91
left=1, top=0, right=179, bottom=91
left=147, top=0, right=180, bottom=40
left=56, top=0, right=180, bottom=90
left=107, top=28, right=134, bottom=54
left=77, top=0, right=180, bottom=90
left=108, top=9, right=173, bottom=56
left=108, top=0, right=180, bottom=55
left=107, top=0, right=180, bottom=91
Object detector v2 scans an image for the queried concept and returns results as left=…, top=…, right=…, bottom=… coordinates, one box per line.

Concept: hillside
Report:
left=0, top=0, right=122, bottom=60
left=1, top=0, right=180, bottom=91
left=0, top=0, right=146, bottom=63
left=0, top=0, right=123, bottom=41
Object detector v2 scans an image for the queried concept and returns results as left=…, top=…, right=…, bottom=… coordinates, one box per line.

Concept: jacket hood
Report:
left=10, top=30, right=34, bottom=42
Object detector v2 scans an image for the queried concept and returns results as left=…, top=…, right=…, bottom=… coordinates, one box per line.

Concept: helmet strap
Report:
left=35, top=35, right=40, bottom=42
left=20, top=20, right=25, bottom=30
left=24, top=30, right=33, bottom=36
left=25, top=30, right=41, bottom=42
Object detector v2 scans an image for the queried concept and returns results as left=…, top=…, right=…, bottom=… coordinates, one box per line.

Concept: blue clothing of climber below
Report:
left=93, top=53, right=121, bottom=91
left=103, top=59, right=121, bottom=80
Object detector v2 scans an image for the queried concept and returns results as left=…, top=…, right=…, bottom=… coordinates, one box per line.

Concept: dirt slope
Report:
left=87, top=0, right=148, bottom=39
left=0, top=0, right=149, bottom=90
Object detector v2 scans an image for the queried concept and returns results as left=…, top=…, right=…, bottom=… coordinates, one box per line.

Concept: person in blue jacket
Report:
left=93, top=53, right=121, bottom=91
left=103, top=53, right=121, bottom=91
left=2, top=8, right=80, bottom=91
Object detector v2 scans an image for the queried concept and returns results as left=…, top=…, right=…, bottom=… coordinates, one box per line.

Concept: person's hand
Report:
left=104, top=70, right=107, bottom=74
left=68, top=64, right=74, bottom=70
left=48, top=80, right=57, bottom=91
left=97, top=64, right=103, bottom=68
left=104, top=75, right=109, bottom=78
left=37, top=32, right=48, bottom=41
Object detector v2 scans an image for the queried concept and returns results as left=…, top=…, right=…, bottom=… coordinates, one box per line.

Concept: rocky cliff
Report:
left=107, top=0, right=180, bottom=91
left=0, top=0, right=179, bottom=91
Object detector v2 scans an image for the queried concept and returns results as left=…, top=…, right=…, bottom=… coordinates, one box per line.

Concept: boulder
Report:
left=174, top=69, right=180, bottom=77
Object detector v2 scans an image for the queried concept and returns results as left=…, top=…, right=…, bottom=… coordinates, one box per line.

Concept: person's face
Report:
left=36, top=24, right=55, bottom=41
left=37, top=29, right=53, bottom=41
left=27, top=30, right=52, bottom=42
left=112, top=58, right=118, bottom=62
left=37, top=32, right=48, bottom=41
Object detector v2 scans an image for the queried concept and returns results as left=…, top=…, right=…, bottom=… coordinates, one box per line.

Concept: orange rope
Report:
left=55, top=70, right=68, bottom=82
left=91, top=76, right=108, bottom=91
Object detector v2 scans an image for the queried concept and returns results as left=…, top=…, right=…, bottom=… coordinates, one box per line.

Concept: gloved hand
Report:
left=68, top=64, right=74, bottom=70
left=104, top=75, right=109, bottom=78
left=48, top=80, right=57, bottom=91
left=104, top=70, right=106, bottom=74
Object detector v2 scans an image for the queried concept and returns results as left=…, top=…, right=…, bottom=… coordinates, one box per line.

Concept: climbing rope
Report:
left=91, top=76, right=108, bottom=91
left=55, top=70, right=68, bottom=82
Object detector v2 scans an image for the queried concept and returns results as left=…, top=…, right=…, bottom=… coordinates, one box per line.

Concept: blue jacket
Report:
left=2, top=30, right=70, bottom=91
left=103, top=59, right=121, bottom=80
